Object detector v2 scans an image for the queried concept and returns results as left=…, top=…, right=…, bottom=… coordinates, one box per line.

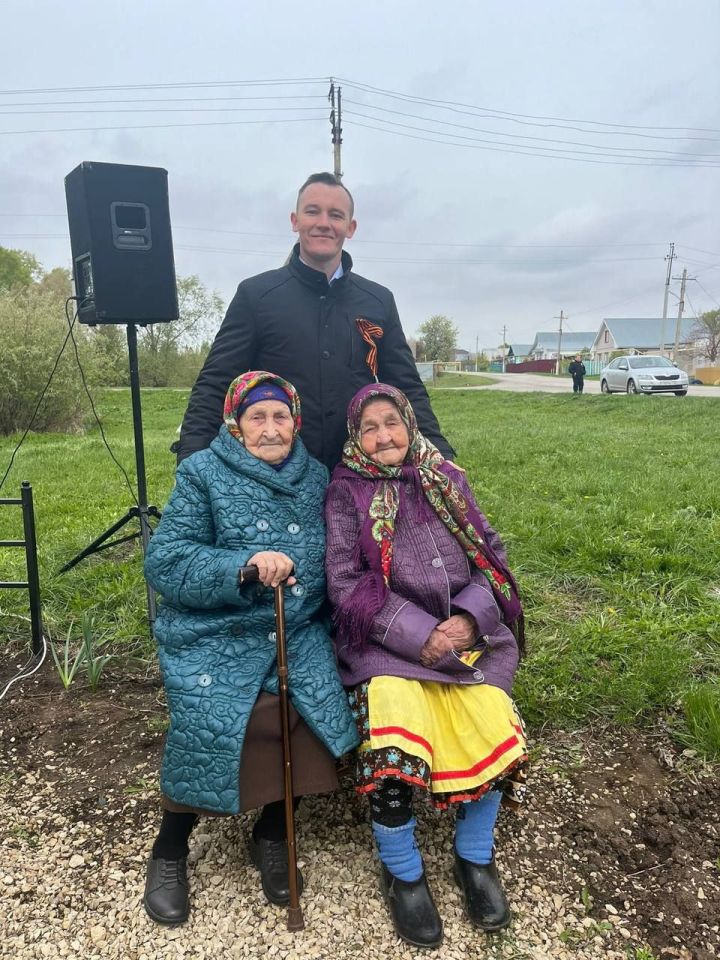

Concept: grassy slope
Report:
left=434, top=390, right=720, bottom=751
left=1, top=388, right=718, bottom=752
left=0, top=390, right=184, bottom=651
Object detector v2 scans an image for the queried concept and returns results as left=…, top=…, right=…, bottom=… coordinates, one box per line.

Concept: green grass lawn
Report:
left=1, top=388, right=719, bottom=756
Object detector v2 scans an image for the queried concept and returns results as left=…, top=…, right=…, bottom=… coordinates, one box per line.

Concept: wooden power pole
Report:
left=659, top=242, right=676, bottom=355
left=555, top=310, right=565, bottom=375
left=672, top=268, right=695, bottom=361
left=328, top=81, right=343, bottom=178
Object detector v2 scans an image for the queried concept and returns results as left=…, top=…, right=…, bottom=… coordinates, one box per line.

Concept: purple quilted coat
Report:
left=325, top=472, right=520, bottom=695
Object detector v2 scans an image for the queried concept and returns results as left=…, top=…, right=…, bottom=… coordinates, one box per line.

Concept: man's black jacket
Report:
left=178, top=246, right=454, bottom=469
left=568, top=361, right=586, bottom=378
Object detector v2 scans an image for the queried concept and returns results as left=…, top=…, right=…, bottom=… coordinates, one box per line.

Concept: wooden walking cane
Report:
left=239, top=565, right=304, bottom=931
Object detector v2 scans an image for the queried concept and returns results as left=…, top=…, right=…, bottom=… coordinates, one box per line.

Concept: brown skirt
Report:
left=162, top=692, right=339, bottom=816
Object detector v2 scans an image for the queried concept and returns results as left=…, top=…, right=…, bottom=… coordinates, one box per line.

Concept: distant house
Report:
left=506, top=343, right=533, bottom=364
left=529, top=331, right=596, bottom=360
left=454, top=348, right=471, bottom=363
left=591, top=318, right=697, bottom=363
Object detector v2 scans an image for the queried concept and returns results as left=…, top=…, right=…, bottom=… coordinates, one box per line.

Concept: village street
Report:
left=456, top=372, right=720, bottom=397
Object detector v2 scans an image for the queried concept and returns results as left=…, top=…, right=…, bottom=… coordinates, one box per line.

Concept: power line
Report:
left=694, top=279, right=720, bottom=307
left=0, top=116, right=326, bottom=136
left=0, top=223, right=671, bottom=250
left=173, top=241, right=662, bottom=265
left=342, top=98, right=720, bottom=159
left=0, top=77, right=327, bottom=96
left=0, top=94, right=326, bottom=107
left=677, top=256, right=720, bottom=268
left=347, top=117, right=720, bottom=169
left=0, top=232, right=675, bottom=265
left=0, top=105, right=328, bottom=116
left=675, top=243, right=720, bottom=258
left=683, top=290, right=700, bottom=319
left=344, top=110, right=720, bottom=165
left=570, top=284, right=662, bottom=318
left=0, top=72, right=716, bottom=144
left=338, top=77, right=720, bottom=137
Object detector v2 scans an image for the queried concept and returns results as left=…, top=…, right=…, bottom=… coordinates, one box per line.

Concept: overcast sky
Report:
left=2, top=0, right=719, bottom=350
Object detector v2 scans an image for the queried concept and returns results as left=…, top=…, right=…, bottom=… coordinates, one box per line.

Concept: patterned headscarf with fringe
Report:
left=223, top=370, right=302, bottom=445
left=333, top=383, right=524, bottom=649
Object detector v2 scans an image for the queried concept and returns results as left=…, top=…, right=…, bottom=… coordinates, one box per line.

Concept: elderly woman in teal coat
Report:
left=142, top=370, right=358, bottom=926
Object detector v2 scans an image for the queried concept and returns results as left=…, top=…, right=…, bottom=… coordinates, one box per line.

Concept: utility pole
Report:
left=555, top=310, right=565, bottom=375
left=328, top=80, right=343, bottom=178
left=659, top=242, right=676, bottom=356
left=475, top=334, right=479, bottom=373
left=501, top=324, right=507, bottom=372
left=672, top=268, right=695, bottom=361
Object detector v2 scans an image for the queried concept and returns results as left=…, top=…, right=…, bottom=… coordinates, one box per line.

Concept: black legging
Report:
left=369, top=778, right=414, bottom=827
left=152, top=799, right=295, bottom=860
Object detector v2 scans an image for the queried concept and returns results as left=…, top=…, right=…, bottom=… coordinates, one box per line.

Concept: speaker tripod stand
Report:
left=60, top=323, right=159, bottom=627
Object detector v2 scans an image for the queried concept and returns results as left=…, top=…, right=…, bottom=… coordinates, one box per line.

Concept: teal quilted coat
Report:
left=144, top=425, right=359, bottom=815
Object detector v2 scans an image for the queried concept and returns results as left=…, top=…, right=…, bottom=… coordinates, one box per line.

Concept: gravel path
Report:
left=1, top=674, right=717, bottom=960
left=1, top=774, right=629, bottom=960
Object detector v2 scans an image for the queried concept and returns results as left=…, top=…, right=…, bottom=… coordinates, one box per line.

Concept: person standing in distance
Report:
left=177, top=173, right=454, bottom=469
left=568, top=354, right=586, bottom=394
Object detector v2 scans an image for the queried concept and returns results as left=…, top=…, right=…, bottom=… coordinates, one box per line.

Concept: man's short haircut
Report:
left=297, top=172, right=354, bottom=217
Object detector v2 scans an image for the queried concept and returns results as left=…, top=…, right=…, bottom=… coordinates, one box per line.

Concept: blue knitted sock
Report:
left=454, top=790, right=503, bottom=865
left=372, top=817, right=423, bottom=882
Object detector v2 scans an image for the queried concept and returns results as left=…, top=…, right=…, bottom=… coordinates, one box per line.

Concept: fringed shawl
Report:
left=331, top=383, right=524, bottom=651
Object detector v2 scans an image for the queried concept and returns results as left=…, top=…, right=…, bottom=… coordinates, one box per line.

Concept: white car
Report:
left=600, top=355, right=689, bottom=396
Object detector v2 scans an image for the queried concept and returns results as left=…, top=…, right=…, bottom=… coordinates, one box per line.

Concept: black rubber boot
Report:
left=453, top=851, right=511, bottom=931
left=248, top=834, right=304, bottom=906
left=380, top=863, right=443, bottom=948
left=143, top=856, right=190, bottom=925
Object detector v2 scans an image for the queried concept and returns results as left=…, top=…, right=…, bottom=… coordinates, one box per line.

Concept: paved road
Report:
left=450, top=372, right=720, bottom=398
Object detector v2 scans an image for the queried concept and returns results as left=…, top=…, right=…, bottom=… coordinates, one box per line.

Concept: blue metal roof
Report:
left=600, top=318, right=697, bottom=348
left=531, top=331, right=597, bottom=351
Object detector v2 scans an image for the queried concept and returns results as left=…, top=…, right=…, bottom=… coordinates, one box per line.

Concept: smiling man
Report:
left=178, top=172, right=453, bottom=469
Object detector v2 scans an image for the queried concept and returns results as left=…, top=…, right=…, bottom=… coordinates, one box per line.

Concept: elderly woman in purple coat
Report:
left=325, top=383, right=527, bottom=949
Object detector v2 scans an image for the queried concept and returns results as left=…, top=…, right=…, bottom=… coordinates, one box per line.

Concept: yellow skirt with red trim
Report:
left=349, top=676, right=528, bottom=810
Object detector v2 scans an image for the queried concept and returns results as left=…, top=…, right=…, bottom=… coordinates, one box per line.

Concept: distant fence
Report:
left=502, top=359, right=605, bottom=375
left=416, top=361, right=435, bottom=383
left=416, top=361, right=474, bottom=383
left=505, top=360, right=556, bottom=374
left=418, top=358, right=606, bottom=378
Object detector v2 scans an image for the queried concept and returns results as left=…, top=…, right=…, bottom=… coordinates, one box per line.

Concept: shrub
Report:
left=0, top=286, right=108, bottom=435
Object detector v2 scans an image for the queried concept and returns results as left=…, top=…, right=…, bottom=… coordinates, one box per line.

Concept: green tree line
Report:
left=0, top=246, right=224, bottom=435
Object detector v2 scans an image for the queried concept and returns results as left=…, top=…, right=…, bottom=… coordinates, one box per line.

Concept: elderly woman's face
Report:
left=239, top=400, right=294, bottom=464
left=359, top=399, right=410, bottom=466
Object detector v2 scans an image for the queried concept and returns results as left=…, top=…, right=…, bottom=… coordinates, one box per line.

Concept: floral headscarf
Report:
left=334, top=383, right=524, bottom=649
left=223, top=370, right=302, bottom=445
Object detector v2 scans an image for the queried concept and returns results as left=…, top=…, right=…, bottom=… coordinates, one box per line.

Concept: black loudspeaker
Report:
left=65, top=161, right=179, bottom=325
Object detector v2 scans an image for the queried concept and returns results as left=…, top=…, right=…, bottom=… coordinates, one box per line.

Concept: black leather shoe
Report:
left=248, top=834, right=304, bottom=906
left=380, top=864, right=443, bottom=948
left=143, top=856, right=190, bottom=925
left=453, top=851, right=511, bottom=931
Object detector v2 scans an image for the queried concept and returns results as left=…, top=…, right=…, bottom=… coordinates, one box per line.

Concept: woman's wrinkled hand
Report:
left=245, top=551, right=296, bottom=588
left=419, top=626, right=456, bottom=666
left=435, top=613, right=477, bottom=650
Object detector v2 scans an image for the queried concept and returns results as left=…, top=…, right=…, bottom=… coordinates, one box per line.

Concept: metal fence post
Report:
left=21, top=482, right=43, bottom=656
left=0, top=481, right=43, bottom=657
